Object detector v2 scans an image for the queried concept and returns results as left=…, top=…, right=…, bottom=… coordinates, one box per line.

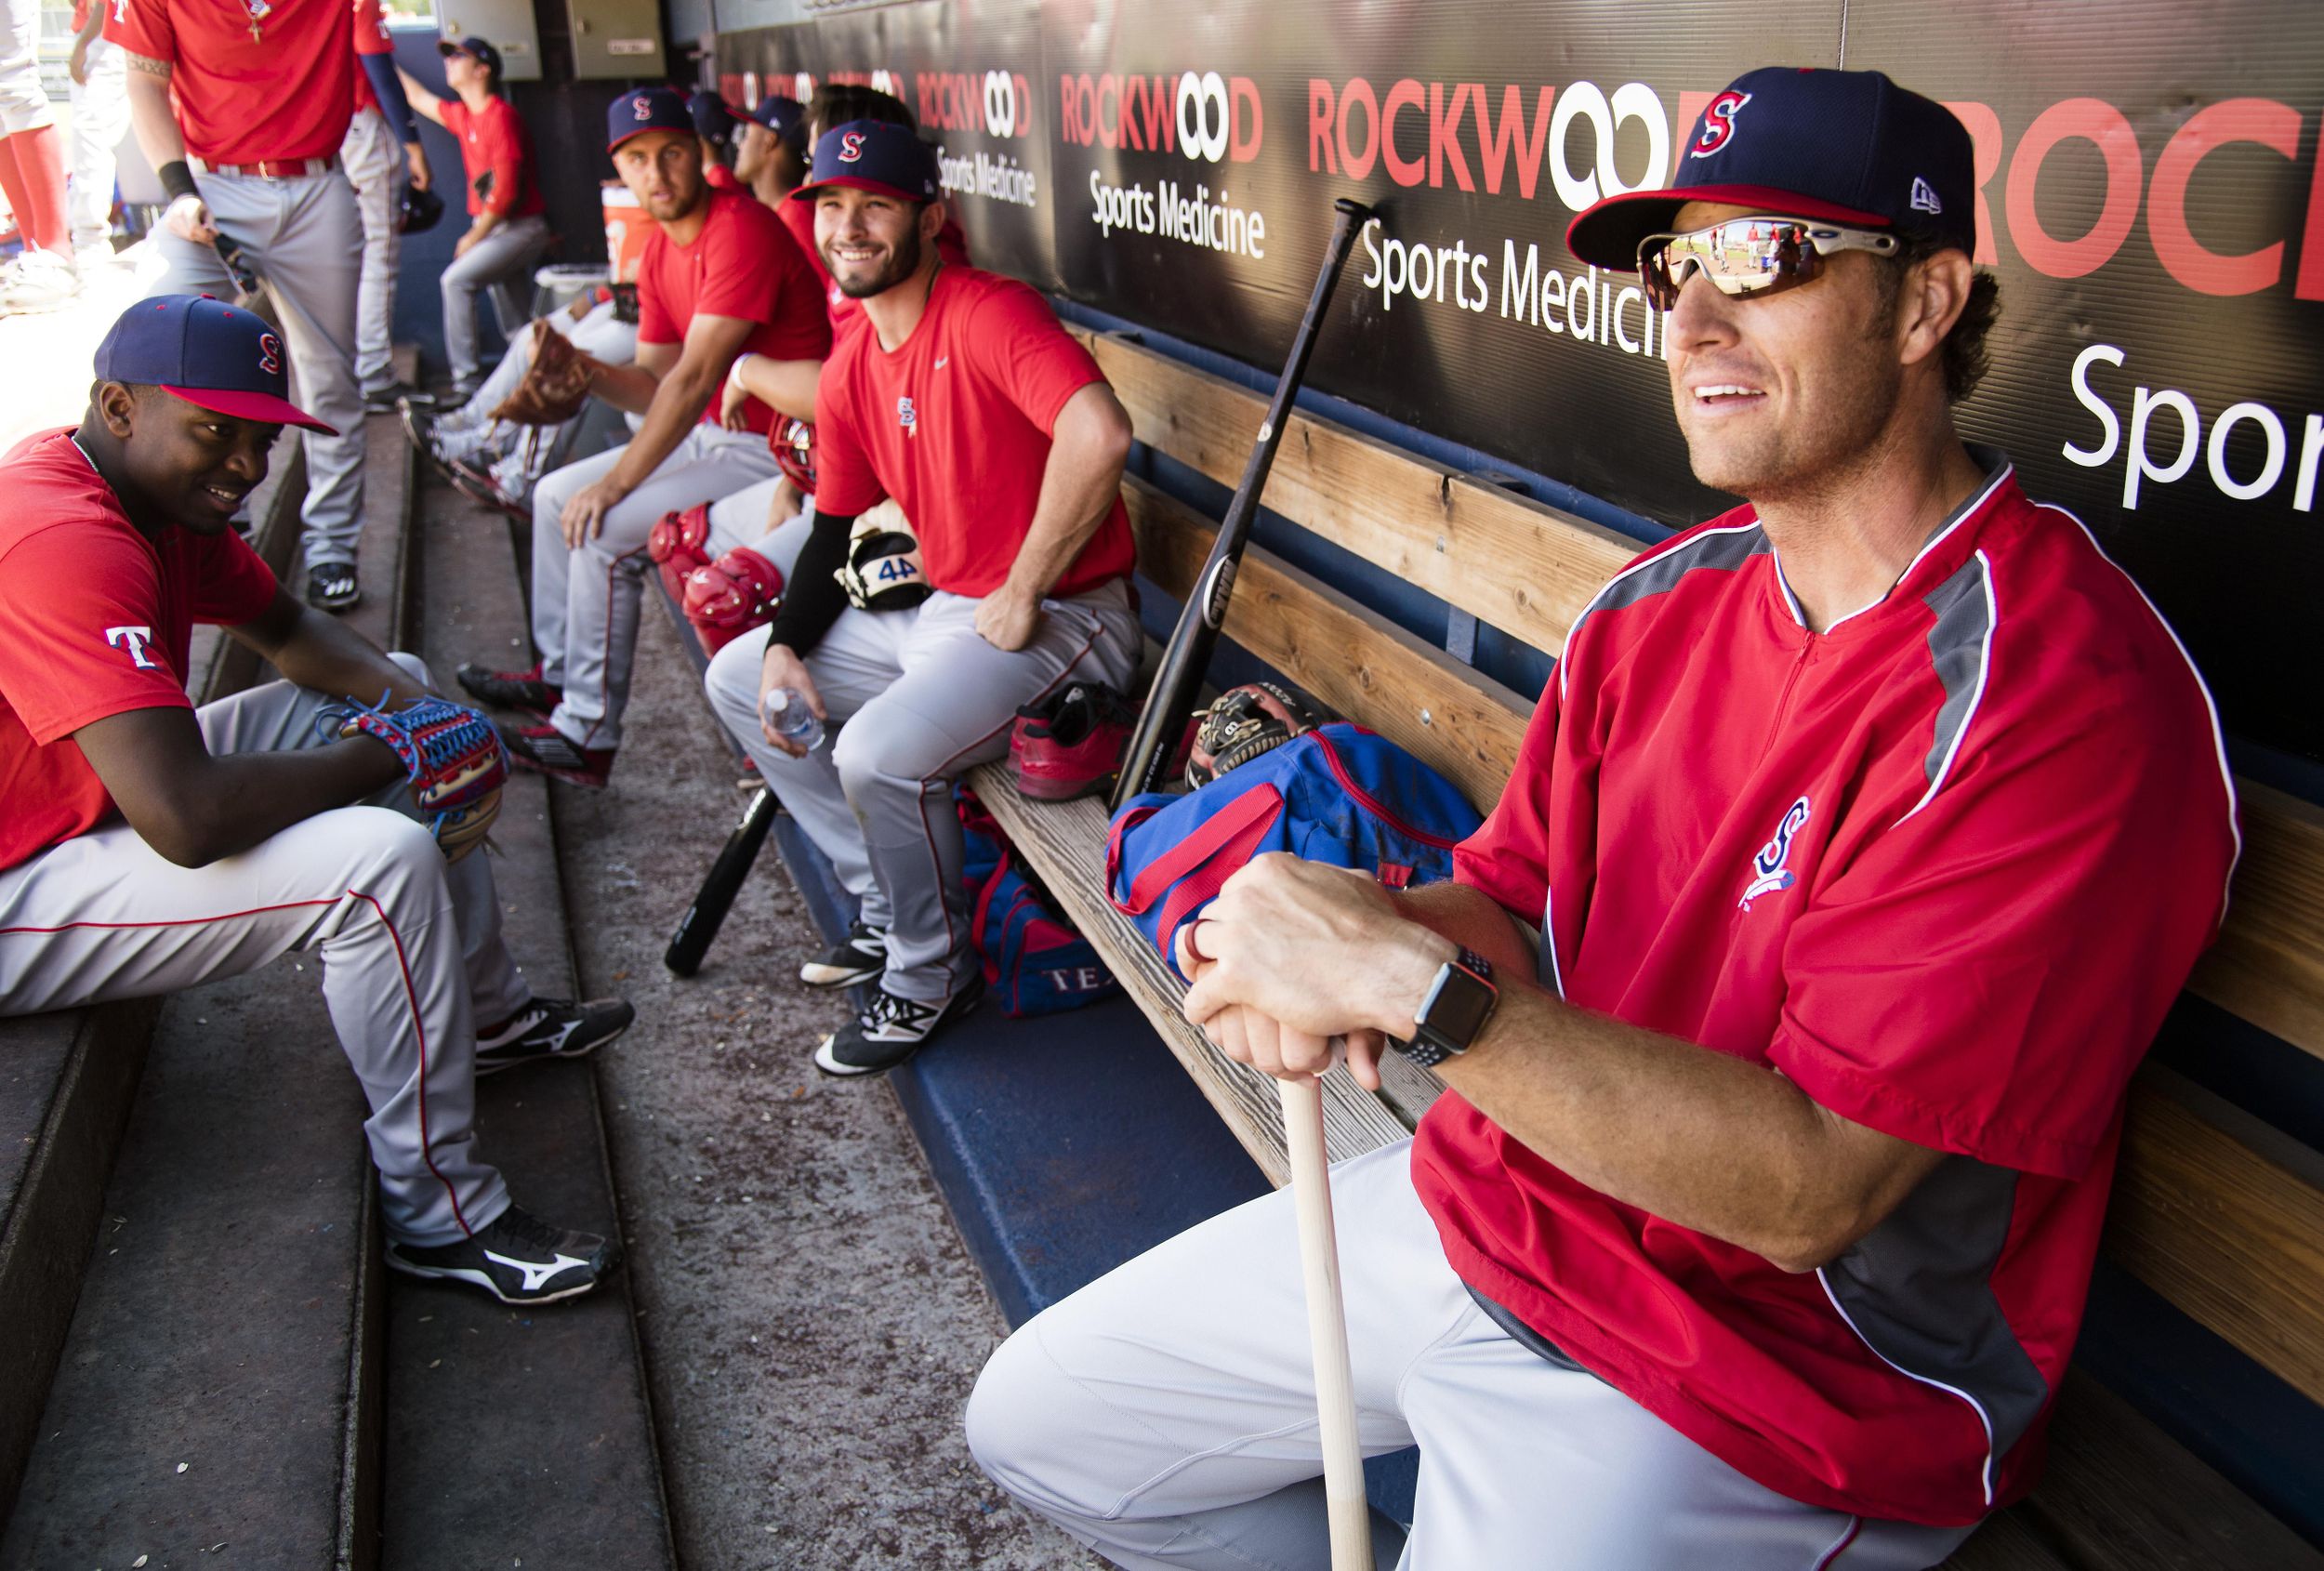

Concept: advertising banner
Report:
left=720, top=0, right=2324, bottom=762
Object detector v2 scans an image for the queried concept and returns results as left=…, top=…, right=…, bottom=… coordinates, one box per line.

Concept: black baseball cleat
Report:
left=365, top=382, right=429, bottom=414
left=456, top=659, right=561, bottom=718
left=383, top=1205, right=619, bottom=1305
left=499, top=720, right=615, bottom=788
left=474, top=995, right=636, bottom=1076
left=813, top=975, right=984, bottom=1077
left=799, top=921, right=887, bottom=988
left=306, top=561, right=361, bottom=612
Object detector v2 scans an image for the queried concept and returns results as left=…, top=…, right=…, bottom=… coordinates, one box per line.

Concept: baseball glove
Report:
left=322, top=691, right=508, bottom=861
left=682, top=546, right=785, bottom=654
left=837, top=505, right=931, bottom=613
left=488, top=318, right=594, bottom=427
left=1185, top=681, right=1324, bottom=789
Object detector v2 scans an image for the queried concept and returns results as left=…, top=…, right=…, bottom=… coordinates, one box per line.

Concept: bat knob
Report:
left=1332, top=197, right=1375, bottom=223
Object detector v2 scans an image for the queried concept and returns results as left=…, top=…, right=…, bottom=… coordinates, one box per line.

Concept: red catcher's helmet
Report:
left=774, top=416, right=816, bottom=493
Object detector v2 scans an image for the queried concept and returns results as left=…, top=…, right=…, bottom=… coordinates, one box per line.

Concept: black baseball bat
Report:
left=665, top=785, right=779, bottom=976
left=213, top=233, right=264, bottom=311
left=1109, top=196, right=1374, bottom=811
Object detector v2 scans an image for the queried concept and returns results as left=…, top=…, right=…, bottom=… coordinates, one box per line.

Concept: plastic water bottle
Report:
left=760, top=686, right=825, bottom=752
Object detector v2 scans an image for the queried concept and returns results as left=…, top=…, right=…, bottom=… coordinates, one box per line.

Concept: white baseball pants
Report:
left=530, top=423, right=781, bottom=754
left=0, top=0, right=51, bottom=135
left=0, top=655, right=528, bottom=1247
left=65, top=34, right=126, bottom=254
left=338, top=105, right=405, bottom=394
left=968, top=1140, right=1979, bottom=1571
left=440, top=212, right=553, bottom=386
left=150, top=168, right=366, bottom=571
left=704, top=570, right=1139, bottom=1002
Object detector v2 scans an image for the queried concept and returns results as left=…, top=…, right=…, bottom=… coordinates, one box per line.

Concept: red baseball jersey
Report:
left=813, top=266, right=1134, bottom=600
left=349, top=0, right=391, bottom=118
left=1415, top=456, right=2238, bottom=1525
left=635, top=190, right=829, bottom=436
left=440, top=96, right=544, bottom=219
left=0, top=430, right=277, bottom=873
left=706, top=165, right=740, bottom=191
left=107, top=0, right=353, bottom=164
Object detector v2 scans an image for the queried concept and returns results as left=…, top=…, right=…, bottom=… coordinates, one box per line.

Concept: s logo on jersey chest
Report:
left=1737, top=795, right=1810, bottom=910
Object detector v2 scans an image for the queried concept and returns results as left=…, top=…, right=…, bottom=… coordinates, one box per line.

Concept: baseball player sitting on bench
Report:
left=0, top=297, right=634, bottom=1307
left=702, top=121, right=1140, bottom=1077
left=968, top=70, right=2238, bottom=1567
left=455, top=86, right=828, bottom=789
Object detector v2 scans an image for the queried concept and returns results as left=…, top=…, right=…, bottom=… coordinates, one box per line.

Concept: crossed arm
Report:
left=1178, top=861, right=1945, bottom=1273
left=71, top=589, right=424, bottom=867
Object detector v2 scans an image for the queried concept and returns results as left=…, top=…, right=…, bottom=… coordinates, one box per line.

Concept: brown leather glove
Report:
left=488, top=318, right=596, bottom=426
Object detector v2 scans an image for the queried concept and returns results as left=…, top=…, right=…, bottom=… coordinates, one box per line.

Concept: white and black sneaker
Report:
left=813, top=975, right=984, bottom=1077
left=474, top=995, right=635, bottom=1076
left=799, top=922, right=888, bottom=988
left=383, top=1205, right=618, bottom=1305
left=306, top=561, right=361, bottom=612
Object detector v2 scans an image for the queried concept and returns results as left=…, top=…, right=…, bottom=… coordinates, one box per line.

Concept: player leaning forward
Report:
left=970, top=68, right=2238, bottom=1568
left=456, top=86, right=827, bottom=786
left=0, top=297, right=634, bottom=1307
left=704, top=121, right=1140, bottom=1076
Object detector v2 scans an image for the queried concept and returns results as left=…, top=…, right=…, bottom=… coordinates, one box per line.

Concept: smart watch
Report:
left=1392, top=948, right=1498, bottom=1068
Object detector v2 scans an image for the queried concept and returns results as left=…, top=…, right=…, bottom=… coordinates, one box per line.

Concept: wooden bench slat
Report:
left=1088, top=328, right=1639, bottom=658
left=1096, top=326, right=2324, bottom=1071
left=2105, top=1066, right=2324, bottom=1408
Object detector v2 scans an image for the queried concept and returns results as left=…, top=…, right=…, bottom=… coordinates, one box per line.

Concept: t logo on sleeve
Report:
left=1690, top=89, right=1751, bottom=159
left=1738, top=795, right=1810, bottom=910
left=106, top=625, right=156, bottom=669
left=839, top=131, right=866, bottom=162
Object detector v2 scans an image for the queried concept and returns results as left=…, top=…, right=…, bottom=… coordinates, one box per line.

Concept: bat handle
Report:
left=1279, top=1074, right=1371, bottom=1571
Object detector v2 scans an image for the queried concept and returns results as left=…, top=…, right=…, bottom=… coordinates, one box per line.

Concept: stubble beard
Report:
left=835, top=222, right=925, bottom=300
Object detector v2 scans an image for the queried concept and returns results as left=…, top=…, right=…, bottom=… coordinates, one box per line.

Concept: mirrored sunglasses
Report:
left=1637, top=216, right=1899, bottom=310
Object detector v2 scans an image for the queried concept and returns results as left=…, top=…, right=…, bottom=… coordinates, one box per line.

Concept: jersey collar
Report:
left=1765, top=444, right=2015, bottom=634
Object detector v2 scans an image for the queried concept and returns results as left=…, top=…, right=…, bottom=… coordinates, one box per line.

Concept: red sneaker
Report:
left=499, top=720, right=615, bottom=788
left=1010, top=681, right=1138, bottom=801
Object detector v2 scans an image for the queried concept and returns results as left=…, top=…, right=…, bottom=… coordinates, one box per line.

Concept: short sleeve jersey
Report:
left=439, top=97, right=545, bottom=219
left=0, top=430, right=277, bottom=872
left=107, top=0, right=353, bottom=164
left=1418, top=455, right=2238, bottom=1526
left=812, top=266, right=1133, bottom=600
left=349, top=0, right=391, bottom=118
left=634, top=190, right=830, bottom=436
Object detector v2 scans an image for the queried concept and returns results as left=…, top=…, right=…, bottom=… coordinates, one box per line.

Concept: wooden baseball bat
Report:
left=1279, top=1073, right=1371, bottom=1570
left=665, top=785, right=778, bottom=976
left=1109, top=196, right=1375, bottom=812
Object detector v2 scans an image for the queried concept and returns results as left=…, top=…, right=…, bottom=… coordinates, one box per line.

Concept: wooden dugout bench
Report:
left=965, top=326, right=2324, bottom=1569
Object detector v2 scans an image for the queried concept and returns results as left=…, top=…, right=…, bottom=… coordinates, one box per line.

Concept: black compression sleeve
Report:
left=158, top=160, right=199, bottom=204
left=760, top=509, right=856, bottom=656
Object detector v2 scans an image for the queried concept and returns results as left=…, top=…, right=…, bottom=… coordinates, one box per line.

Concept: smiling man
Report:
left=456, top=86, right=828, bottom=787
left=700, top=120, right=1139, bottom=1076
left=968, top=69, right=2239, bottom=1568
left=0, top=295, right=634, bottom=1307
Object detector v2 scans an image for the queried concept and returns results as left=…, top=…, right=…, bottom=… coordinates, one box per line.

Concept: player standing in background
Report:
left=454, top=86, right=826, bottom=789
left=702, top=121, right=1141, bottom=1076
left=690, top=90, right=742, bottom=191
left=345, top=0, right=432, bottom=412
left=400, top=37, right=551, bottom=399
left=111, top=0, right=371, bottom=614
left=0, top=0, right=78, bottom=311
left=0, top=295, right=634, bottom=1307
left=64, top=0, right=128, bottom=275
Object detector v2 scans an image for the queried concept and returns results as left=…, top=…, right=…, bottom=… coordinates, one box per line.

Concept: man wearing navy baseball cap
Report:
left=455, top=84, right=829, bottom=786
left=733, top=93, right=809, bottom=208
left=972, top=66, right=2237, bottom=1569
left=0, top=293, right=636, bottom=1307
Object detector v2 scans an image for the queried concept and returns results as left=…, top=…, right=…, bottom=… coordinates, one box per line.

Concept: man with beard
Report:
left=0, top=296, right=632, bottom=1306
left=966, top=69, right=2238, bottom=1567
left=701, top=121, right=1141, bottom=1076
left=455, top=86, right=826, bottom=787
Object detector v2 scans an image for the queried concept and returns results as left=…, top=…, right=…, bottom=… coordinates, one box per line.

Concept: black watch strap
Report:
left=1393, top=948, right=1497, bottom=1069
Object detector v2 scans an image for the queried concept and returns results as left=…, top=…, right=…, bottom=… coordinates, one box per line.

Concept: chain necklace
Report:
left=243, top=0, right=271, bottom=44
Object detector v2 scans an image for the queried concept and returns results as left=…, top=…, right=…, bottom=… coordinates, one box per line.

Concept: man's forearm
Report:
left=469, top=209, right=506, bottom=242
left=234, top=602, right=429, bottom=707
left=606, top=362, right=720, bottom=491
left=124, top=61, right=187, bottom=169
left=584, top=359, right=665, bottom=417
left=1002, top=409, right=1128, bottom=601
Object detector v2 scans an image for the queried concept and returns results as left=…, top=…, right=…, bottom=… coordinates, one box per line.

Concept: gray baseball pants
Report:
left=704, top=568, right=1139, bottom=1001
left=440, top=212, right=553, bottom=386
left=0, top=654, right=526, bottom=1247
left=530, top=423, right=780, bottom=754
left=968, top=1140, right=1978, bottom=1571
left=151, top=166, right=366, bottom=572
left=338, top=105, right=405, bottom=395
left=67, top=34, right=127, bottom=254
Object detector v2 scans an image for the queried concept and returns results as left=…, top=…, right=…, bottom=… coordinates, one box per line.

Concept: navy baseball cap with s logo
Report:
left=93, top=294, right=333, bottom=432
left=1565, top=67, right=1977, bottom=271
left=790, top=119, right=941, bottom=206
left=607, top=86, right=695, bottom=152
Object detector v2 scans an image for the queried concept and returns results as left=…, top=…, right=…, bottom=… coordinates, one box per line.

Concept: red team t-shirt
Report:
left=0, top=431, right=277, bottom=873
left=635, top=190, right=829, bottom=436
left=440, top=97, right=545, bottom=219
left=349, top=0, right=392, bottom=119
left=812, top=266, right=1134, bottom=601
left=1417, top=456, right=2238, bottom=1525
left=107, top=0, right=353, bottom=164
